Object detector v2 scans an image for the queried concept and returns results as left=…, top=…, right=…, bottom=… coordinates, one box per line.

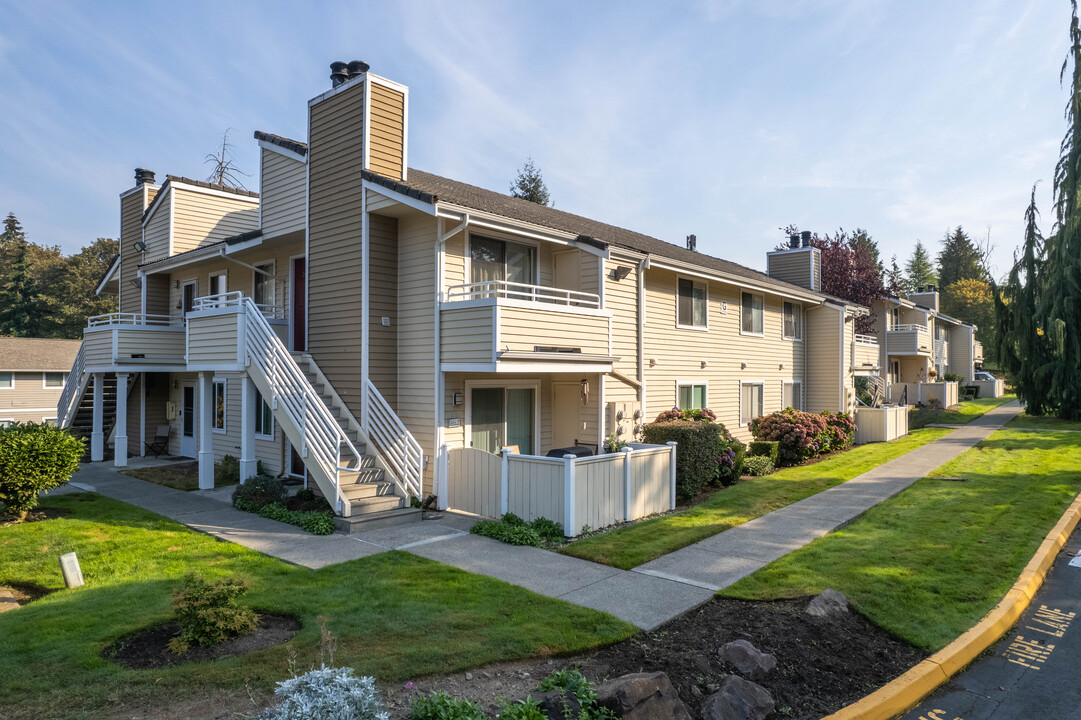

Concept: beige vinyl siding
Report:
left=145, top=274, right=171, bottom=317
left=813, top=251, right=821, bottom=292
left=888, top=328, right=931, bottom=355
left=603, top=255, right=641, bottom=438
left=396, top=214, right=436, bottom=493
left=949, top=325, right=974, bottom=380
left=108, top=328, right=186, bottom=363
left=579, top=252, right=600, bottom=297
left=369, top=214, right=398, bottom=409
left=767, top=250, right=814, bottom=290
left=641, top=267, right=806, bottom=441
left=307, top=80, right=365, bottom=422
left=853, top=340, right=879, bottom=370
left=142, top=191, right=172, bottom=261
left=187, top=314, right=240, bottom=364
left=82, top=331, right=113, bottom=367
left=260, top=149, right=306, bottom=238
left=0, top=372, right=66, bottom=417
left=365, top=188, right=398, bottom=214
left=368, top=80, right=405, bottom=180
left=444, top=233, right=466, bottom=288
left=171, top=188, right=259, bottom=254
left=499, top=306, right=609, bottom=356
left=804, top=305, right=841, bottom=414
left=119, top=186, right=155, bottom=314
left=440, top=306, right=494, bottom=364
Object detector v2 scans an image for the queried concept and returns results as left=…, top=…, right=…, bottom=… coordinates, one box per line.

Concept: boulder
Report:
left=718, top=639, right=777, bottom=679
left=534, top=689, right=583, bottom=720
left=595, top=672, right=692, bottom=720
left=805, top=588, right=849, bottom=618
left=700, top=676, right=775, bottom=720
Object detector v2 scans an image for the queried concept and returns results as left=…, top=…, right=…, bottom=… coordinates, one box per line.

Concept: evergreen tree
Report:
left=885, top=254, right=906, bottom=295
left=850, top=228, right=883, bottom=275
left=904, top=241, right=937, bottom=290
left=0, top=215, right=37, bottom=336
left=510, top=156, right=551, bottom=206
left=937, top=226, right=987, bottom=289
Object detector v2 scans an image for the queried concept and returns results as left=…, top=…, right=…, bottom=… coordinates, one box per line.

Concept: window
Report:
left=890, top=307, right=901, bottom=329
left=0, top=372, right=11, bottom=390
left=182, top=280, right=197, bottom=314
left=0, top=420, right=13, bottom=428
left=677, top=383, right=707, bottom=410
left=212, top=380, right=226, bottom=432
left=741, top=292, right=764, bottom=334
left=254, top=388, right=273, bottom=437
left=253, top=262, right=275, bottom=308
left=677, top=278, right=707, bottom=328
left=783, top=382, right=802, bottom=411
left=469, top=384, right=537, bottom=455
left=783, top=302, right=802, bottom=340
left=469, top=235, right=537, bottom=291
left=741, top=382, right=764, bottom=426
left=43, top=372, right=65, bottom=389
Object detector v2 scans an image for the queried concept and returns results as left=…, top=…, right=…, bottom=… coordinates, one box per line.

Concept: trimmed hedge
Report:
left=643, top=419, right=722, bottom=501
left=750, top=409, right=856, bottom=466
left=232, top=475, right=334, bottom=535
left=742, top=455, right=775, bottom=477
left=0, top=422, right=85, bottom=519
left=747, top=440, right=780, bottom=465
left=470, top=512, right=564, bottom=547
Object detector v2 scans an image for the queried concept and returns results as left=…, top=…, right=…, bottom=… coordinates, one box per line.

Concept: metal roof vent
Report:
left=686, top=234, right=697, bottom=252
left=347, top=60, right=370, bottom=79
left=330, top=61, right=349, bottom=87
left=134, top=168, right=155, bottom=185
left=801, top=230, right=812, bottom=247
left=789, top=234, right=800, bottom=249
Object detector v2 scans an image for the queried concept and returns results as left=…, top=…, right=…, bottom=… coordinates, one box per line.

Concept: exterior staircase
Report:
left=68, top=373, right=117, bottom=462
left=294, top=354, right=420, bottom=532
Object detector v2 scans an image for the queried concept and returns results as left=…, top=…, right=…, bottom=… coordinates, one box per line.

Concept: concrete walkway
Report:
left=54, top=402, right=1021, bottom=631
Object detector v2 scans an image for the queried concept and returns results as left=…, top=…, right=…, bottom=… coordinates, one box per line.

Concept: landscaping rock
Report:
left=718, top=639, right=776, bottom=679
left=595, top=671, right=692, bottom=720
left=700, top=676, right=775, bottom=720
left=805, top=588, right=849, bottom=618
left=535, top=689, right=583, bottom=720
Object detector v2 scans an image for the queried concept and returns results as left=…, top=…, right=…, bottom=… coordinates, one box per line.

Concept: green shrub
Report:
left=216, top=454, right=240, bottom=485
left=0, top=422, right=84, bottom=520
left=748, top=440, right=780, bottom=465
left=531, top=516, right=565, bottom=543
left=232, top=474, right=285, bottom=509
left=535, top=668, right=616, bottom=720
left=642, top=419, right=722, bottom=500
left=742, top=455, right=775, bottom=477
left=470, top=514, right=564, bottom=546
left=166, top=574, right=258, bottom=654
left=499, top=696, right=546, bottom=720
left=821, top=411, right=856, bottom=452
left=408, top=692, right=487, bottom=720
left=943, top=372, right=964, bottom=382
left=254, top=502, right=335, bottom=535
left=716, top=439, right=744, bottom=487
left=653, top=407, right=718, bottom=423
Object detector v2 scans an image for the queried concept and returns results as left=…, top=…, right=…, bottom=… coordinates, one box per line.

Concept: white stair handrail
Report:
left=364, top=378, right=423, bottom=500
left=57, top=343, right=86, bottom=428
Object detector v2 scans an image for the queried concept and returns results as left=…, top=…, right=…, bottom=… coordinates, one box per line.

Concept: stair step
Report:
left=334, top=506, right=421, bottom=533
left=339, top=481, right=396, bottom=499
left=340, top=466, right=385, bottom=484
left=346, top=494, right=403, bottom=514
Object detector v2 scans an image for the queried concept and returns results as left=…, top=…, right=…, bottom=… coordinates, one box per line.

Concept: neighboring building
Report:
left=0, top=337, right=82, bottom=426
left=59, top=61, right=880, bottom=526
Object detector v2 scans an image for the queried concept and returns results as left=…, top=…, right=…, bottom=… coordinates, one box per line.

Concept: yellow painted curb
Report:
left=822, top=490, right=1081, bottom=720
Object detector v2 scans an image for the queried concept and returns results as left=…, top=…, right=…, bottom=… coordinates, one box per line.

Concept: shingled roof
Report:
left=0, top=337, right=82, bottom=371
left=254, top=130, right=308, bottom=157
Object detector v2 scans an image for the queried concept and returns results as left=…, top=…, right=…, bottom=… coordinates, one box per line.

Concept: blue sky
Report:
left=0, top=1, right=1068, bottom=279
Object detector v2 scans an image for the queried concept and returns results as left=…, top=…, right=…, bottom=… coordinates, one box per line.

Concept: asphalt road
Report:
left=900, top=524, right=1081, bottom=720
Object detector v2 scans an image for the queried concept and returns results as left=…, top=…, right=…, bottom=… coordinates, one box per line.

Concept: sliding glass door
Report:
left=469, top=385, right=536, bottom=455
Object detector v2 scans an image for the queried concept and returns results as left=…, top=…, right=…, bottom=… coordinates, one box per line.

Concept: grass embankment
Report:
left=0, top=494, right=635, bottom=719
left=723, top=429, right=1081, bottom=651
left=561, top=429, right=952, bottom=570
left=1006, top=413, right=1081, bottom=432
left=908, top=394, right=1016, bottom=429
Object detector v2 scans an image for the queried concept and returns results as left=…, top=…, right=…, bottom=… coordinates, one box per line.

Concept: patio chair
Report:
left=145, top=425, right=170, bottom=457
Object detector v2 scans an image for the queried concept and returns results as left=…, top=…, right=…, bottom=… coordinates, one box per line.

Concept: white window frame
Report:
left=209, top=271, right=228, bottom=297
left=253, top=260, right=276, bottom=309
left=181, top=278, right=199, bottom=315
left=782, top=301, right=802, bottom=341
left=739, top=380, right=765, bottom=427
left=740, top=291, right=765, bottom=336
left=254, top=387, right=274, bottom=439
left=675, top=380, right=708, bottom=410
left=42, top=372, right=65, bottom=390
left=0, top=372, right=12, bottom=390
left=464, top=379, right=542, bottom=456
left=212, top=379, right=227, bottom=434
left=0, top=418, right=14, bottom=428
left=464, top=232, right=541, bottom=292
left=675, top=276, right=708, bottom=330
left=782, top=380, right=803, bottom=411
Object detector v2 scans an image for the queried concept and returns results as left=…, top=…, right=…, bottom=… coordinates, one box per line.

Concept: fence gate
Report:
left=447, top=447, right=503, bottom=518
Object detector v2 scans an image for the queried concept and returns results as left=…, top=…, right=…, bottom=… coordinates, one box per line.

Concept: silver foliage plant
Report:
left=259, top=665, right=389, bottom=720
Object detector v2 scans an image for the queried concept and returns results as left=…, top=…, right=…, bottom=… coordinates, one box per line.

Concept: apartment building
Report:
left=61, top=61, right=879, bottom=527
left=0, top=338, right=81, bottom=426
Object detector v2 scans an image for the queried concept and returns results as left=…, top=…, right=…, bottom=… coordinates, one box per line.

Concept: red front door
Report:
left=291, top=257, right=306, bottom=352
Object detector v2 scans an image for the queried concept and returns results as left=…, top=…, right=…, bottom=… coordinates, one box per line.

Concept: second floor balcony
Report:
left=440, top=280, right=614, bottom=372
left=887, top=323, right=932, bottom=356
left=853, top=334, right=880, bottom=372
left=83, top=313, right=187, bottom=370
left=974, top=340, right=985, bottom=364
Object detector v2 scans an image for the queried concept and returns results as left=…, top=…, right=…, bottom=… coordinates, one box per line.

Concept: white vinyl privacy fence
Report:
left=442, top=443, right=677, bottom=537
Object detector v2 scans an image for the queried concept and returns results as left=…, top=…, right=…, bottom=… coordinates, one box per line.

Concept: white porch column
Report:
left=197, top=372, right=214, bottom=490
left=113, top=373, right=129, bottom=467
left=239, top=375, right=257, bottom=483
left=90, top=372, right=104, bottom=462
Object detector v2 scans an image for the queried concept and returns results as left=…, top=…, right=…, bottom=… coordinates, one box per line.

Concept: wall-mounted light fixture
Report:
left=580, top=379, right=590, bottom=404
left=133, top=240, right=147, bottom=253
left=452, top=392, right=463, bottom=406
left=612, top=265, right=632, bottom=281
left=175, top=280, right=180, bottom=289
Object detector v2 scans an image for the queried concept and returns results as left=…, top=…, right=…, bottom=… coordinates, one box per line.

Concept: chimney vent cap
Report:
left=330, top=61, right=349, bottom=87
left=347, top=60, right=370, bottom=78
left=800, top=230, right=812, bottom=247
left=686, top=234, right=697, bottom=252
left=789, top=234, right=800, bottom=249
left=134, top=168, right=155, bottom=186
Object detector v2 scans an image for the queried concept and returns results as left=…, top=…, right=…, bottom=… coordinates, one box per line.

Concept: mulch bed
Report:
left=105, top=614, right=300, bottom=669
left=0, top=506, right=72, bottom=526
left=578, top=595, right=927, bottom=719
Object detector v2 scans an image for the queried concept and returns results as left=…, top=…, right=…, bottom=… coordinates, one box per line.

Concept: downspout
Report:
left=434, top=214, right=468, bottom=507
left=637, top=257, right=649, bottom=413
left=361, top=190, right=369, bottom=429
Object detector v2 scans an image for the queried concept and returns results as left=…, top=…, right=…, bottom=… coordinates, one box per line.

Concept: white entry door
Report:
left=551, top=382, right=582, bottom=449
left=180, top=383, right=197, bottom=458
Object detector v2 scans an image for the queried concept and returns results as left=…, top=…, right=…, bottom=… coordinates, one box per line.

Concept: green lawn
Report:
left=561, top=429, right=953, bottom=570
left=120, top=461, right=215, bottom=491
left=909, top=394, right=1016, bottom=429
left=0, top=494, right=635, bottom=719
left=1006, top=412, right=1081, bottom=432
left=723, top=429, right=1081, bottom=651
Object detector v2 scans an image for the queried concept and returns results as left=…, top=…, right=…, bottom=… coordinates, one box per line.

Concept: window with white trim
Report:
left=677, top=383, right=707, bottom=410
left=43, top=372, right=65, bottom=389
left=0, top=373, right=12, bottom=390
left=254, top=388, right=273, bottom=438
left=783, top=381, right=802, bottom=411
left=469, top=235, right=537, bottom=289
left=783, top=302, right=802, bottom=340
left=212, top=380, right=226, bottom=432
left=253, top=262, right=275, bottom=309
left=741, top=382, right=764, bottom=426
left=0, top=419, right=14, bottom=428
left=677, top=278, right=707, bottom=328
left=741, top=292, right=764, bottom=334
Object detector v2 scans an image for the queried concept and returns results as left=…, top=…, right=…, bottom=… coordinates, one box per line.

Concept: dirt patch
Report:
left=121, top=462, right=202, bottom=491
left=105, top=614, right=300, bottom=669
left=0, top=582, right=55, bottom=613
left=0, top=506, right=73, bottom=526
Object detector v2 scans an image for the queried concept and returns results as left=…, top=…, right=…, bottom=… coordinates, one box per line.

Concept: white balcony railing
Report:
left=889, top=323, right=928, bottom=333
left=445, top=281, right=601, bottom=309
left=87, top=312, right=183, bottom=328
left=191, top=291, right=286, bottom=319
left=855, top=334, right=879, bottom=346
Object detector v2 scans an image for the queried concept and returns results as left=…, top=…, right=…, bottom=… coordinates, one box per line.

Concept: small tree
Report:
left=905, top=241, right=937, bottom=289
left=204, top=129, right=249, bottom=189
left=0, top=423, right=85, bottom=521
left=509, top=156, right=551, bottom=206
left=885, top=254, right=907, bottom=295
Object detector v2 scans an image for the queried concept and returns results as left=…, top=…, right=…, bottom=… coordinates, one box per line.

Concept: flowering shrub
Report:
left=654, top=407, right=718, bottom=424
left=821, top=411, right=856, bottom=452
left=750, top=409, right=829, bottom=465
left=260, top=665, right=389, bottom=720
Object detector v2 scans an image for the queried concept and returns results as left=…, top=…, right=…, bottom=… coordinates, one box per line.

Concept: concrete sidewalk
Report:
left=632, top=400, right=1025, bottom=591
